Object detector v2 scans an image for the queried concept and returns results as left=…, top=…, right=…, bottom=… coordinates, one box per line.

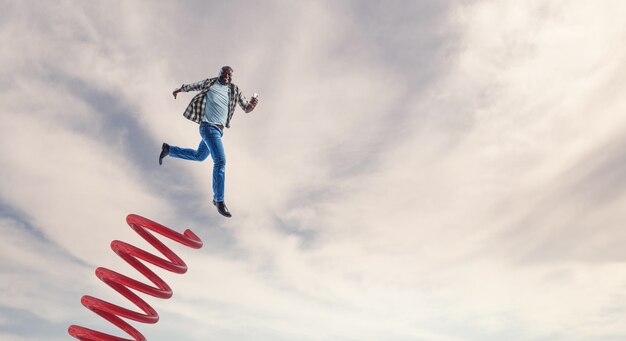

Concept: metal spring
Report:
left=68, top=214, right=203, bottom=341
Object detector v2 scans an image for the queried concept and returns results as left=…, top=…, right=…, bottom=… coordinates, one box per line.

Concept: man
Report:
left=159, top=66, right=259, bottom=218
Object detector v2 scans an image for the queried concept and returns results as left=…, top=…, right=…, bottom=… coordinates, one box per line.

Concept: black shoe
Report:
left=159, top=143, right=170, bottom=165
left=213, top=200, right=232, bottom=218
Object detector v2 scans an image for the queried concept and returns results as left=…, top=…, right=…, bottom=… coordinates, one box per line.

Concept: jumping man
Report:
left=159, top=66, right=259, bottom=218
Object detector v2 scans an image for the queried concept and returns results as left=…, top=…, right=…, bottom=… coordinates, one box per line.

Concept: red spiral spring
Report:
left=68, top=214, right=203, bottom=341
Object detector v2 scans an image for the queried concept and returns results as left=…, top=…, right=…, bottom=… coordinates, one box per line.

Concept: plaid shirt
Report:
left=178, top=77, right=250, bottom=128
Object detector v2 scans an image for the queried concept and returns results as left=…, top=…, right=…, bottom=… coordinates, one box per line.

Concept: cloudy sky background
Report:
left=1, top=1, right=626, bottom=340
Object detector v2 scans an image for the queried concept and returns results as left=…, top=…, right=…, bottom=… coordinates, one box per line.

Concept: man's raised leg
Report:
left=160, top=140, right=210, bottom=165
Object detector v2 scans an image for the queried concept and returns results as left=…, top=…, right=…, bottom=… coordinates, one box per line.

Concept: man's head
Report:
left=219, top=66, right=233, bottom=85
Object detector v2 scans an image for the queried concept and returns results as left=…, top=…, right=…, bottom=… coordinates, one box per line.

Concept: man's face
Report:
left=219, top=68, right=233, bottom=85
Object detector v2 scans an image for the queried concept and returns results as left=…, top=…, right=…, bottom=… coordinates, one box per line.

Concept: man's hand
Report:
left=246, top=95, right=259, bottom=112
left=173, top=89, right=181, bottom=99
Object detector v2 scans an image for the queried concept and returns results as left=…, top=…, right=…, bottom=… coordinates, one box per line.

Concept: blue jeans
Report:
left=169, top=122, right=226, bottom=202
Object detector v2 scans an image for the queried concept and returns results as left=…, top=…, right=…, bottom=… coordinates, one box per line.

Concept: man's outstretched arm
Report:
left=172, top=78, right=214, bottom=99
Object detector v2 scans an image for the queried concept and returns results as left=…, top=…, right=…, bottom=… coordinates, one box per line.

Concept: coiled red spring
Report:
left=68, top=214, right=203, bottom=341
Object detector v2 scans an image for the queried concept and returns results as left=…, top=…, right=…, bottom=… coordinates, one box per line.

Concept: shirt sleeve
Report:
left=237, top=89, right=250, bottom=112
left=179, top=78, right=213, bottom=92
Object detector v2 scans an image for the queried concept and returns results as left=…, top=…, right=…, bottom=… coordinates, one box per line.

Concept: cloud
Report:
left=0, top=214, right=89, bottom=324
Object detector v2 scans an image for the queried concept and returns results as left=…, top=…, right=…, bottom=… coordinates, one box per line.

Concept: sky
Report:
left=1, top=1, right=626, bottom=340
